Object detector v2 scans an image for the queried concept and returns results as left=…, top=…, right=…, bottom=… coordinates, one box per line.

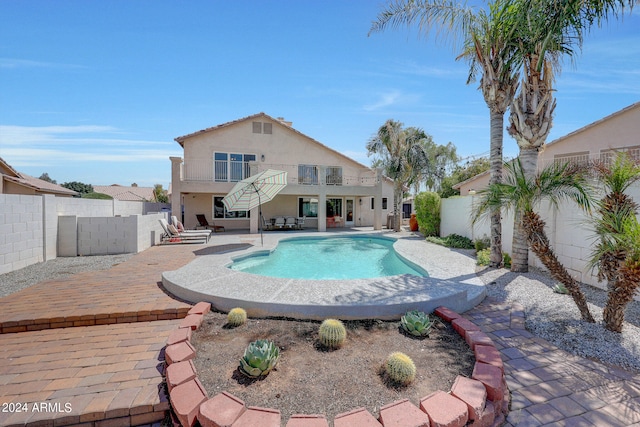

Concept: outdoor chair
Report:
left=285, top=217, right=296, bottom=229
left=158, top=218, right=211, bottom=243
left=274, top=217, right=286, bottom=229
left=196, top=214, right=225, bottom=232
left=334, top=216, right=343, bottom=228
left=261, top=215, right=274, bottom=231
left=296, top=216, right=305, bottom=230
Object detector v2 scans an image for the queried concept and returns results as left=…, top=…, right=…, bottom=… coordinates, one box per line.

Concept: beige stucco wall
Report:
left=172, top=114, right=394, bottom=231
left=455, top=103, right=640, bottom=194
left=3, top=180, right=38, bottom=195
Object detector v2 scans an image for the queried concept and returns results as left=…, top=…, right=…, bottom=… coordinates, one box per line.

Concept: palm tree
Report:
left=474, top=159, right=595, bottom=322
left=367, top=120, right=430, bottom=232
left=369, top=0, right=520, bottom=267
left=506, top=0, right=635, bottom=272
left=590, top=153, right=640, bottom=332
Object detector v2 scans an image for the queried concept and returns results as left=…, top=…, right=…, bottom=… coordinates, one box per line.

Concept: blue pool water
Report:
left=228, top=236, right=428, bottom=279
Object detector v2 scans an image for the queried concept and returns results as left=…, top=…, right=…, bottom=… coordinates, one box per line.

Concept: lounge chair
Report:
left=159, top=218, right=211, bottom=243
left=285, top=217, right=296, bottom=229
left=274, top=217, right=285, bottom=229
left=196, top=214, right=225, bottom=232
left=296, top=216, right=305, bottom=230
left=261, top=215, right=274, bottom=231
left=334, top=216, right=343, bottom=228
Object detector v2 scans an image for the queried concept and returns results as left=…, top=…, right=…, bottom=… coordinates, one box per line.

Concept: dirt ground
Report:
left=191, top=311, right=475, bottom=421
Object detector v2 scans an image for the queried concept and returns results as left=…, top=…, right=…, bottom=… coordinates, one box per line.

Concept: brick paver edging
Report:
left=163, top=303, right=510, bottom=427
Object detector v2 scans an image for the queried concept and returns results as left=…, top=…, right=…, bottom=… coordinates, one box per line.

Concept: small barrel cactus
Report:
left=318, top=319, right=346, bottom=349
left=385, top=351, right=416, bottom=385
left=401, top=310, right=432, bottom=337
left=239, top=339, right=280, bottom=378
left=227, top=307, right=247, bottom=327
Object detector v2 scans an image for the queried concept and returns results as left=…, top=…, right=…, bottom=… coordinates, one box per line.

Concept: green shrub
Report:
left=415, top=192, right=441, bottom=237
left=239, top=339, right=280, bottom=378
left=227, top=308, right=247, bottom=327
left=385, top=352, right=416, bottom=385
left=477, top=248, right=491, bottom=266
left=318, top=319, right=346, bottom=349
left=426, top=234, right=474, bottom=249
left=503, top=252, right=512, bottom=269
left=474, top=236, right=490, bottom=252
left=82, top=192, right=112, bottom=200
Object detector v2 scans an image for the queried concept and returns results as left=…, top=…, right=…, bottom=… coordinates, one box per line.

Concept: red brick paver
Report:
left=0, top=244, right=200, bottom=427
left=0, top=245, right=194, bottom=334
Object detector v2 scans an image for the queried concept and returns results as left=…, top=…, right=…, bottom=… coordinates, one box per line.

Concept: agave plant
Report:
left=239, top=339, right=280, bottom=378
left=401, top=310, right=432, bottom=337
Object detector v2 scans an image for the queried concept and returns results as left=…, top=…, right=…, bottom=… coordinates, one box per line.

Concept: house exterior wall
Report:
left=171, top=114, right=393, bottom=231
left=456, top=102, right=640, bottom=193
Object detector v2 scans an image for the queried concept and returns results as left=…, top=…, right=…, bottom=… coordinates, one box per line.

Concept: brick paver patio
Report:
left=1, top=237, right=640, bottom=426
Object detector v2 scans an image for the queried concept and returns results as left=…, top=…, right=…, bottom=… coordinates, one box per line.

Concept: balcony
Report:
left=180, top=159, right=379, bottom=187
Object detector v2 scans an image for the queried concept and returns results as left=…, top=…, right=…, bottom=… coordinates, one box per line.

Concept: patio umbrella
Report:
left=222, top=169, right=288, bottom=245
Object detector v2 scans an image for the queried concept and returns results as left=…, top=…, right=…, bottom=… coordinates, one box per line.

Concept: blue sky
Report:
left=1, top=1, right=638, bottom=189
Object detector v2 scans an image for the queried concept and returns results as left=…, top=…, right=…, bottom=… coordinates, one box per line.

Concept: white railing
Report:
left=182, top=160, right=379, bottom=187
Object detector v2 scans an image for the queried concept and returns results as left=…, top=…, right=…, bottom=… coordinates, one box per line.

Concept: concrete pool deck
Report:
left=161, top=229, right=486, bottom=319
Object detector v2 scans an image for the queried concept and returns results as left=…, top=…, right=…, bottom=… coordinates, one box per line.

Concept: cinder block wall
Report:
left=0, top=195, right=44, bottom=275
left=0, top=194, right=169, bottom=274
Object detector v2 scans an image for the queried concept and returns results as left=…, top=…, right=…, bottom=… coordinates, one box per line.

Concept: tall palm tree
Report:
left=474, top=159, right=595, bottom=322
left=367, top=120, right=430, bottom=232
left=506, top=0, right=635, bottom=271
left=590, top=153, right=640, bottom=332
left=369, top=0, right=520, bottom=267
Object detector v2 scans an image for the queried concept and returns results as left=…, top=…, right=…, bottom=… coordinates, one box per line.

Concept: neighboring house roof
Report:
left=452, top=170, right=490, bottom=190
left=92, top=184, right=155, bottom=201
left=175, top=112, right=372, bottom=171
left=0, top=157, right=78, bottom=196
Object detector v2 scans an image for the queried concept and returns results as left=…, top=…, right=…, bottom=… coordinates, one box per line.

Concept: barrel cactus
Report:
left=318, top=319, right=346, bottom=349
left=239, top=339, right=280, bottom=378
left=401, top=310, right=432, bottom=337
left=385, top=352, right=416, bottom=385
left=227, top=307, right=247, bottom=327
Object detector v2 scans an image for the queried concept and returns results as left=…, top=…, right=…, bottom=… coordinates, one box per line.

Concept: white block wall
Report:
left=0, top=194, right=170, bottom=274
left=0, top=195, right=44, bottom=275
left=441, top=182, right=640, bottom=292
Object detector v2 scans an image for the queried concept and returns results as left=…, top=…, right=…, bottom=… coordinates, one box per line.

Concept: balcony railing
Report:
left=181, top=159, right=379, bottom=186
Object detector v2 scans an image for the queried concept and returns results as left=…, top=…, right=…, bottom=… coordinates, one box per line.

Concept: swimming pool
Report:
left=228, top=236, right=428, bottom=279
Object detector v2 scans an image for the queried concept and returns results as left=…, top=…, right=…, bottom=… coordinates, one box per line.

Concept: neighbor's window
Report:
left=213, top=196, right=250, bottom=219
left=298, top=197, right=318, bottom=217
left=382, top=198, right=388, bottom=210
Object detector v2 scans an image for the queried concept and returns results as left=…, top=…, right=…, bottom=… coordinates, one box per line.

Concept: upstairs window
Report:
left=215, top=152, right=256, bottom=182
left=326, top=167, right=343, bottom=185
left=298, top=164, right=318, bottom=185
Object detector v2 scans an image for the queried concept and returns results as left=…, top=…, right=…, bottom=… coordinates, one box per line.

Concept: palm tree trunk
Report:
left=604, top=261, right=640, bottom=332
left=489, top=110, right=503, bottom=268
left=511, top=147, right=539, bottom=272
left=394, top=182, right=403, bottom=232
left=523, top=211, right=595, bottom=323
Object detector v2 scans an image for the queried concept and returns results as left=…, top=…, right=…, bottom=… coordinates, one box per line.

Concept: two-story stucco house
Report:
left=454, top=101, right=640, bottom=195
left=170, top=113, right=395, bottom=232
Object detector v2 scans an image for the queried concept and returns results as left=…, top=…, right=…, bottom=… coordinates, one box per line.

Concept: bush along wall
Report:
left=415, top=191, right=441, bottom=237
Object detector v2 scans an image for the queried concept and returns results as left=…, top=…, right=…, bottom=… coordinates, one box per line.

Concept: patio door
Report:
left=345, top=198, right=354, bottom=227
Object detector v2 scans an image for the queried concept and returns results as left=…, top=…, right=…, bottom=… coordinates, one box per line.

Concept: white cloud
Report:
left=0, top=57, right=85, bottom=69
left=0, top=125, right=181, bottom=168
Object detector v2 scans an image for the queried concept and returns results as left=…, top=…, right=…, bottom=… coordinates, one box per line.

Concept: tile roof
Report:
left=0, top=157, right=78, bottom=196
left=92, top=185, right=156, bottom=201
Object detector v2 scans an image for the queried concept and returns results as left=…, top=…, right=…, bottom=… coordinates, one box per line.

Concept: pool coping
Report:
left=161, top=231, right=486, bottom=320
